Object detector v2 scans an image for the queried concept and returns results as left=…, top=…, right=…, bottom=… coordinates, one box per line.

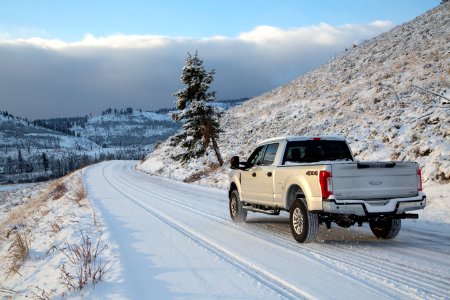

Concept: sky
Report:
left=0, top=0, right=440, bottom=119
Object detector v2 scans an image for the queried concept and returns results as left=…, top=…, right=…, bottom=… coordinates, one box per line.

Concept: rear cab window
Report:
left=283, top=140, right=353, bottom=164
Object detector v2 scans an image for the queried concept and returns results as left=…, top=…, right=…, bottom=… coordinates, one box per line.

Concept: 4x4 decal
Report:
left=306, top=170, right=318, bottom=176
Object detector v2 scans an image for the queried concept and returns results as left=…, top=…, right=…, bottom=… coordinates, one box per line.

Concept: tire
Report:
left=369, top=217, right=401, bottom=239
left=289, top=199, right=318, bottom=243
left=229, top=190, right=247, bottom=223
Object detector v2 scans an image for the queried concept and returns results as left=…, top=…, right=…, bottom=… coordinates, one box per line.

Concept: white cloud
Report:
left=0, top=21, right=395, bottom=119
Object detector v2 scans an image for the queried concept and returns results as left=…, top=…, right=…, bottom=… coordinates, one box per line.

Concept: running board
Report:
left=243, top=206, right=280, bottom=215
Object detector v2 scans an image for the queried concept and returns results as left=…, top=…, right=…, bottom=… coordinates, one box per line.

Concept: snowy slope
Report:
left=0, top=114, right=103, bottom=183
left=0, top=109, right=178, bottom=183
left=71, top=110, right=179, bottom=148
left=0, top=114, right=99, bottom=152
left=139, top=2, right=449, bottom=188
left=0, top=170, right=112, bottom=298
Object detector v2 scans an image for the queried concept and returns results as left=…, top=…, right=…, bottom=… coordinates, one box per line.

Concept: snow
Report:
left=86, top=161, right=450, bottom=298
left=0, top=170, right=112, bottom=298
left=1, top=160, right=449, bottom=298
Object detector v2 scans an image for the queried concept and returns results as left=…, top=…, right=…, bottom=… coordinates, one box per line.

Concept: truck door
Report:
left=240, top=146, right=265, bottom=202
left=257, top=143, right=279, bottom=204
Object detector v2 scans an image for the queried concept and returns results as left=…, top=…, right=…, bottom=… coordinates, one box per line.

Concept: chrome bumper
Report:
left=322, top=193, right=426, bottom=216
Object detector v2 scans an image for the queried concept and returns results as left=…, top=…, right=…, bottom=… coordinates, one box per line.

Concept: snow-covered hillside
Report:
left=139, top=2, right=449, bottom=187
left=0, top=109, right=179, bottom=183
left=72, top=110, right=178, bottom=148
left=0, top=114, right=103, bottom=182
left=0, top=114, right=99, bottom=152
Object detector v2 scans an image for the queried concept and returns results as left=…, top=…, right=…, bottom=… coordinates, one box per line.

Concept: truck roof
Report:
left=257, top=135, right=346, bottom=146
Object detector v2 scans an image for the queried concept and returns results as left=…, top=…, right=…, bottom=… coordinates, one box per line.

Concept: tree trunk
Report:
left=211, top=136, right=224, bottom=166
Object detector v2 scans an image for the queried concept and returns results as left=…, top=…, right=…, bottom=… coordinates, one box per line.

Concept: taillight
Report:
left=319, top=171, right=333, bottom=198
left=417, top=168, right=422, bottom=191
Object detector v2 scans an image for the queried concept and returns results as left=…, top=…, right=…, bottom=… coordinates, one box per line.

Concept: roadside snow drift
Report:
left=0, top=170, right=113, bottom=298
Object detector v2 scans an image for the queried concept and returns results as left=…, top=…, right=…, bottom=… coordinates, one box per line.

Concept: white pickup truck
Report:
left=228, top=136, right=426, bottom=243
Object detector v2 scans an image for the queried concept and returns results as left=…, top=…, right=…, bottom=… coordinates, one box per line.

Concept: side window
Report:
left=247, top=146, right=265, bottom=166
left=261, top=143, right=279, bottom=166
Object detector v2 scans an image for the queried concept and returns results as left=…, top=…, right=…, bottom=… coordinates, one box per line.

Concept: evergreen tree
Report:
left=17, top=149, right=24, bottom=173
left=171, top=52, right=224, bottom=166
left=42, top=152, right=49, bottom=173
left=6, top=156, right=13, bottom=174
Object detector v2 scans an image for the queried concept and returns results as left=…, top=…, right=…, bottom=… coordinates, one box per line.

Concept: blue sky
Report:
left=0, top=0, right=439, bottom=40
left=0, top=0, right=441, bottom=119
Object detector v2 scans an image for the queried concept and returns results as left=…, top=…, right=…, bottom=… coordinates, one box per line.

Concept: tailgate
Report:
left=332, top=162, right=419, bottom=200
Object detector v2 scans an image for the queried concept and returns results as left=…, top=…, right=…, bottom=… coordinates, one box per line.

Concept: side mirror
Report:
left=230, top=156, right=240, bottom=169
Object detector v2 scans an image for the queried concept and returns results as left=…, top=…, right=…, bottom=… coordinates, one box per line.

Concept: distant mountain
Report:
left=1, top=112, right=97, bottom=152
left=37, top=108, right=179, bottom=148
left=0, top=108, right=180, bottom=183
left=0, top=112, right=102, bottom=183
left=140, top=2, right=449, bottom=187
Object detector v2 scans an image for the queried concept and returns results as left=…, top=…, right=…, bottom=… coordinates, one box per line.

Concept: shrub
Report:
left=6, top=227, right=31, bottom=277
left=59, top=231, right=109, bottom=291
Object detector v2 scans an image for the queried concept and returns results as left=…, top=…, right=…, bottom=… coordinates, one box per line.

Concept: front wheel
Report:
left=369, top=217, right=401, bottom=239
left=229, top=190, right=247, bottom=223
left=289, top=199, right=318, bottom=243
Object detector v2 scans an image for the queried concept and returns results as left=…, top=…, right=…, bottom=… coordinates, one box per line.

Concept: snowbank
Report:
left=0, top=170, right=113, bottom=298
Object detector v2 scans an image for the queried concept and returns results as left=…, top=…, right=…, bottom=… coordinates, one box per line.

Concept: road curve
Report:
left=84, top=161, right=450, bottom=299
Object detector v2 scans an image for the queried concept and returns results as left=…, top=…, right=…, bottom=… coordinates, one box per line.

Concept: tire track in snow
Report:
left=110, top=164, right=406, bottom=298
left=101, top=164, right=315, bottom=300
left=114, top=162, right=450, bottom=299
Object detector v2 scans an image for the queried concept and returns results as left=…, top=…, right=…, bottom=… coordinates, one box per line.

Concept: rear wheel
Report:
left=369, top=217, right=401, bottom=239
left=229, top=190, right=247, bottom=223
left=289, top=199, right=318, bottom=243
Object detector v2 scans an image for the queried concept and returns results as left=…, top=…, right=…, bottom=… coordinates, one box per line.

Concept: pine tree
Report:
left=6, top=156, right=13, bottom=174
left=171, top=52, right=224, bottom=166
left=42, top=152, right=49, bottom=173
left=17, top=149, right=24, bottom=173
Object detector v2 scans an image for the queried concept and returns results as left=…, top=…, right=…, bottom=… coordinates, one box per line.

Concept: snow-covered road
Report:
left=84, top=161, right=450, bottom=299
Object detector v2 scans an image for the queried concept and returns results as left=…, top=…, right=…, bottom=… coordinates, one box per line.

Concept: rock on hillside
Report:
left=139, top=2, right=449, bottom=188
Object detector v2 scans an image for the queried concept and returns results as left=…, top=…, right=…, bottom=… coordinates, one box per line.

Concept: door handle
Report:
left=252, top=172, right=257, bottom=177
left=267, top=172, right=272, bottom=177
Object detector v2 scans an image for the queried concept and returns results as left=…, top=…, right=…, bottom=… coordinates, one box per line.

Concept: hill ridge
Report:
left=140, top=2, right=449, bottom=186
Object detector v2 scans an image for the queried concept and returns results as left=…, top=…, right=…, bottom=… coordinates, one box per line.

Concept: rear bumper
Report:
left=322, top=192, right=426, bottom=216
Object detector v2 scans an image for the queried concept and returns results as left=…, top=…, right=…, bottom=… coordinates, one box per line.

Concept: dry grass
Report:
left=59, top=231, right=109, bottom=291
left=75, top=188, right=85, bottom=204
left=30, top=285, right=56, bottom=300
left=73, top=182, right=86, bottom=206
left=51, top=222, right=61, bottom=234
left=5, top=228, right=31, bottom=278
left=0, top=178, right=70, bottom=239
left=49, top=180, right=67, bottom=200
left=184, top=164, right=221, bottom=183
left=0, top=176, right=73, bottom=280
